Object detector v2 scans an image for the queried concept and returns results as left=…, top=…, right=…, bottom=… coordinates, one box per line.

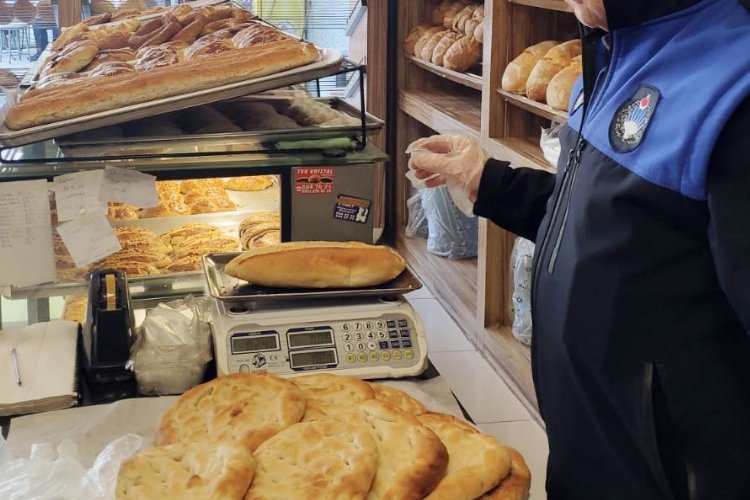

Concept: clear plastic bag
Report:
left=421, top=186, right=478, bottom=260
left=130, top=295, right=213, bottom=395
left=511, top=237, right=535, bottom=346
left=0, top=433, right=142, bottom=500
left=540, top=122, right=565, bottom=170
left=405, top=191, right=429, bottom=239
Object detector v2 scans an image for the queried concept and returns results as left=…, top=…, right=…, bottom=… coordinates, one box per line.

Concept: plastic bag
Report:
left=130, top=295, right=213, bottom=395
left=405, top=191, right=429, bottom=239
left=540, top=122, right=565, bottom=170
left=0, top=433, right=142, bottom=500
left=421, top=186, right=478, bottom=260
left=511, top=237, right=535, bottom=346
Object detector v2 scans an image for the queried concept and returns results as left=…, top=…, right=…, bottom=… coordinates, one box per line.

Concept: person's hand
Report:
left=405, top=134, right=489, bottom=202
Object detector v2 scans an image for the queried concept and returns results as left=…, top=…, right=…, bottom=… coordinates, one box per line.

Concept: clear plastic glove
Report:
left=405, top=134, right=489, bottom=215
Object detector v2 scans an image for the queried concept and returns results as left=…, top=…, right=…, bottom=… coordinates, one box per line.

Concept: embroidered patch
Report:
left=610, top=85, right=661, bottom=153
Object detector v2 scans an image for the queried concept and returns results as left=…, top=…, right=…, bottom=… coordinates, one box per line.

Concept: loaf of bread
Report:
left=452, top=4, right=479, bottom=33
left=442, top=1, right=467, bottom=29
left=413, top=26, right=444, bottom=57
left=501, top=40, right=558, bottom=94
left=526, top=39, right=581, bottom=102
left=419, top=29, right=450, bottom=61
left=404, top=24, right=431, bottom=55
left=225, top=241, right=406, bottom=289
left=431, top=30, right=461, bottom=66
left=6, top=40, right=320, bottom=130
left=443, top=35, right=482, bottom=72
left=547, top=54, right=582, bottom=110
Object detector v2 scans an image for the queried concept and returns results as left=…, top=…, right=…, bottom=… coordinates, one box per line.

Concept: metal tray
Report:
left=203, top=252, right=423, bottom=303
left=0, top=49, right=343, bottom=148
left=51, top=97, right=382, bottom=157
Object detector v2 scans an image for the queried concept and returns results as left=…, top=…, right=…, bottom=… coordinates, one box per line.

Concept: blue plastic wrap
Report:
left=421, top=186, right=478, bottom=259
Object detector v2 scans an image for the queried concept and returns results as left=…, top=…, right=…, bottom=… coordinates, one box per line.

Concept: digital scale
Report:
left=204, top=253, right=429, bottom=379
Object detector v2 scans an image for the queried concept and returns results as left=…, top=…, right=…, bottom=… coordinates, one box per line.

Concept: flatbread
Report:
left=479, top=447, right=532, bottom=500
left=369, top=382, right=428, bottom=415
left=155, top=372, right=306, bottom=451
left=116, top=441, right=256, bottom=500
left=292, top=373, right=374, bottom=421
left=337, top=399, right=448, bottom=500
left=417, top=412, right=512, bottom=500
left=245, top=419, right=378, bottom=500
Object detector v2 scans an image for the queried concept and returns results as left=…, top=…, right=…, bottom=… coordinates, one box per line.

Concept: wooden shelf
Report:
left=502, top=136, right=555, bottom=169
left=397, top=236, right=478, bottom=336
left=497, top=88, right=568, bottom=122
left=399, top=90, right=481, bottom=137
left=509, top=0, right=573, bottom=13
left=405, top=54, right=484, bottom=91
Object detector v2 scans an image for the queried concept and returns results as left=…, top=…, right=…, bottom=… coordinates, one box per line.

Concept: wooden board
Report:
left=399, top=90, right=481, bottom=137
left=497, top=89, right=569, bottom=121
left=405, top=55, right=484, bottom=91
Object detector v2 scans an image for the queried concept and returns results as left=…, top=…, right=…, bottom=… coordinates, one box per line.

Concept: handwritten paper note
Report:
left=56, top=213, right=121, bottom=267
left=100, top=166, right=158, bottom=208
left=52, top=170, right=106, bottom=222
left=0, top=180, right=56, bottom=287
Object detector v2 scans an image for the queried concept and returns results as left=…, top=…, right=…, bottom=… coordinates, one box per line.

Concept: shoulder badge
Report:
left=609, top=85, right=661, bottom=153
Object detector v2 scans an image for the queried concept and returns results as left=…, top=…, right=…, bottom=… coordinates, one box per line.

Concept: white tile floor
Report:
left=406, top=286, right=550, bottom=500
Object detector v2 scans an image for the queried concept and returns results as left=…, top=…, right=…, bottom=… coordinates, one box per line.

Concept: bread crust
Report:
left=6, top=40, right=320, bottom=130
left=293, top=373, right=375, bottom=422
left=370, top=382, right=428, bottom=416
left=526, top=39, right=581, bottom=102
left=501, top=40, right=558, bottom=94
left=478, top=447, right=532, bottom=500
left=224, top=241, right=407, bottom=289
left=546, top=54, right=582, bottom=110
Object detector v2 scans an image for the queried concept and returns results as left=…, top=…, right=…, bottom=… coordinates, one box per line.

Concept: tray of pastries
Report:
left=0, top=1, right=343, bottom=147
left=51, top=96, right=383, bottom=156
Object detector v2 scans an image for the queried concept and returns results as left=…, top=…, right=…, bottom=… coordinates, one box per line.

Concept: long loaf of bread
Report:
left=5, top=40, right=320, bottom=130
left=225, top=241, right=406, bottom=289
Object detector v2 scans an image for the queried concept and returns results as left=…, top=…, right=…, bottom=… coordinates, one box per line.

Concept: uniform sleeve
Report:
left=707, top=97, right=750, bottom=332
left=472, top=158, right=556, bottom=241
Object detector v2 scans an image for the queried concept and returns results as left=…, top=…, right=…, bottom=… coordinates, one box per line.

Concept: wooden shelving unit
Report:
left=385, top=0, right=578, bottom=423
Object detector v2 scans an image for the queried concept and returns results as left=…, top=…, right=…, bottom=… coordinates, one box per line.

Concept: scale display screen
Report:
left=231, top=333, right=279, bottom=354
left=288, top=329, right=334, bottom=349
left=290, top=349, right=337, bottom=368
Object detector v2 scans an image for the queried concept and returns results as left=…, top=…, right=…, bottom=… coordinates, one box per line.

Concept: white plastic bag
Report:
left=405, top=191, right=429, bottom=239
left=540, top=122, right=564, bottom=170
left=511, top=237, right=535, bottom=346
left=421, top=186, right=478, bottom=260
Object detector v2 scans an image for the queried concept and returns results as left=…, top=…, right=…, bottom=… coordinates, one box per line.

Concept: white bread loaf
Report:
left=225, top=241, right=406, bottom=289
left=546, top=55, right=582, bottom=111
left=501, top=40, right=558, bottom=94
left=526, top=39, right=581, bottom=102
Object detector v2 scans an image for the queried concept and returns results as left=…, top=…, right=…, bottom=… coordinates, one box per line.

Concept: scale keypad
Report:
left=341, top=316, right=417, bottom=364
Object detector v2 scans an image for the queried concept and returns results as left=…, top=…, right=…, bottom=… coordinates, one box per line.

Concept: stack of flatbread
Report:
left=116, top=372, right=531, bottom=500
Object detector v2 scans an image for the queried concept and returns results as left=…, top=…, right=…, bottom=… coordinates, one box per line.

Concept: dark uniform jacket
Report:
left=473, top=1, right=750, bottom=498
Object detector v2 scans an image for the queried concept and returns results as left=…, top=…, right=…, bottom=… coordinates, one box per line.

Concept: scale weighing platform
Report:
left=204, top=253, right=429, bottom=379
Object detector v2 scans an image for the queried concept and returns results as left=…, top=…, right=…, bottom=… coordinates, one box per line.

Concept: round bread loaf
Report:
left=478, top=447, right=532, bottom=500
left=293, top=373, right=375, bottom=422
left=370, top=382, right=428, bottom=416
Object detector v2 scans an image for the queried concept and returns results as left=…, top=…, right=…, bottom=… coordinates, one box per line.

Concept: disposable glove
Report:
left=405, top=134, right=489, bottom=215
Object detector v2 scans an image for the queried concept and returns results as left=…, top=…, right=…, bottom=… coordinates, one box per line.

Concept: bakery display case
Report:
left=386, top=0, right=579, bottom=421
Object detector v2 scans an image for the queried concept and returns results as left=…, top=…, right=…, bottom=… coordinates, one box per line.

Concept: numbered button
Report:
left=381, top=351, right=391, bottom=361
left=354, top=322, right=363, bottom=331
left=404, top=350, right=415, bottom=360
left=356, top=342, right=366, bottom=351
left=376, top=320, right=385, bottom=329
left=369, top=352, right=379, bottom=362
left=366, top=331, right=376, bottom=340
left=345, top=353, right=356, bottom=363
left=355, top=332, right=364, bottom=341
left=344, top=343, right=354, bottom=352
left=378, top=331, right=387, bottom=340
left=343, top=333, right=353, bottom=342
left=367, top=341, right=377, bottom=351
left=392, top=351, right=402, bottom=360
left=357, top=352, right=368, bottom=362
left=342, top=323, right=350, bottom=332
left=365, top=321, right=374, bottom=329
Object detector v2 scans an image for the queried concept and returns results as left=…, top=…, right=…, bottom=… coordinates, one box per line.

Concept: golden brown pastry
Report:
left=369, top=383, right=428, bottom=416
left=189, top=197, right=236, bottom=215
left=501, top=40, right=559, bottom=94
left=478, top=447, right=532, bottom=500
left=160, top=223, right=222, bottom=244
left=547, top=54, right=582, bottom=110
left=293, top=373, right=375, bottom=422
left=432, top=0, right=453, bottom=25
left=404, top=24, right=431, bottom=55
left=443, top=35, right=482, bottom=71
left=420, top=29, right=450, bottom=61
left=225, top=241, right=407, bottom=289
left=453, top=3, right=480, bottom=33
left=413, top=26, right=444, bottom=57
left=526, top=39, right=582, bottom=102
left=443, top=0, right=468, bottom=29
left=431, top=30, right=462, bottom=66
left=40, top=40, right=99, bottom=76
left=180, top=178, right=226, bottom=193
left=50, top=22, right=88, bottom=52
left=184, top=38, right=235, bottom=61
left=84, top=48, right=137, bottom=72
left=225, top=175, right=274, bottom=191
left=89, top=61, right=136, bottom=78
left=107, top=202, right=139, bottom=220
left=463, top=18, right=480, bottom=41
left=134, top=44, right=183, bottom=72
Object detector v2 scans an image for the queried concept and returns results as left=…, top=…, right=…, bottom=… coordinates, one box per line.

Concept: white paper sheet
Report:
left=52, top=170, right=107, bottom=222
left=100, top=166, right=158, bottom=208
left=0, top=179, right=56, bottom=287
left=55, top=213, right=121, bottom=267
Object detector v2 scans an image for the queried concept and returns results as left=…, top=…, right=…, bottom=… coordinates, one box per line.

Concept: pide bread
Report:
left=369, top=383, right=428, bottom=416
left=417, top=412, right=512, bottom=500
left=338, top=399, right=449, bottom=499
left=225, top=241, right=406, bottom=289
left=6, top=40, right=320, bottom=130
left=479, top=447, right=532, bottom=500
left=116, top=441, right=256, bottom=500
left=293, top=373, right=375, bottom=422
left=155, top=372, right=306, bottom=451
left=245, top=419, right=379, bottom=500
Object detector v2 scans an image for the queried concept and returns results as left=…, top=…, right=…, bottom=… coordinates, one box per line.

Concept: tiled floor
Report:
left=406, top=286, right=549, bottom=500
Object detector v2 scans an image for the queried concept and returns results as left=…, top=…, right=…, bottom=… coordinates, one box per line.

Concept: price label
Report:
left=100, top=166, right=158, bottom=208
left=52, top=170, right=106, bottom=221
left=56, top=212, right=121, bottom=267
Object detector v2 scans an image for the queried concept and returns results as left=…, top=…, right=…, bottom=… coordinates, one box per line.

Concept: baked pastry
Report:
left=284, top=97, right=348, bottom=127
left=239, top=212, right=280, bottom=250
left=413, top=26, right=444, bottom=57
left=107, top=202, right=139, bottom=220
left=369, top=383, right=428, bottom=416
left=225, top=175, right=274, bottom=191
left=89, top=61, right=136, bottom=78
left=502, top=40, right=559, bottom=94
left=338, top=400, right=449, bottom=500
left=160, top=223, right=223, bottom=244
left=184, top=38, right=235, bottom=61
left=293, top=373, right=375, bottom=422
left=155, top=372, right=307, bottom=451
left=526, top=39, right=582, bottom=102
left=116, top=442, right=257, bottom=500
left=417, top=412, right=512, bottom=500
left=547, top=55, right=583, bottom=110
left=420, top=29, right=450, bottom=61
left=442, top=1, right=467, bottom=29
left=405, top=24, right=431, bottom=55
left=431, top=30, right=462, bottom=66
left=40, top=40, right=99, bottom=76
left=225, top=241, right=407, bottom=289
left=443, top=35, right=482, bottom=71
left=172, top=234, right=238, bottom=258
left=180, top=177, right=225, bottom=193
left=479, top=447, right=532, bottom=500
left=188, top=197, right=236, bottom=215
left=85, top=48, right=137, bottom=72
left=134, top=44, right=183, bottom=72
left=245, top=420, right=379, bottom=500
left=452, top=3, right=479, bottom=33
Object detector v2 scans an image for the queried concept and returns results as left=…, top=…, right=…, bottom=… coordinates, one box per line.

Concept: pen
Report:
left=10, top=347, right=21, bottom=386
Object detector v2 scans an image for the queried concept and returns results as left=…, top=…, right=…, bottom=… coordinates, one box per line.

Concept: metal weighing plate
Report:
left=203, top=252, right=423, bottom=302
left=0, top=49, right=343, bottom=148
left=52, top=97, right=383, bottom=157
